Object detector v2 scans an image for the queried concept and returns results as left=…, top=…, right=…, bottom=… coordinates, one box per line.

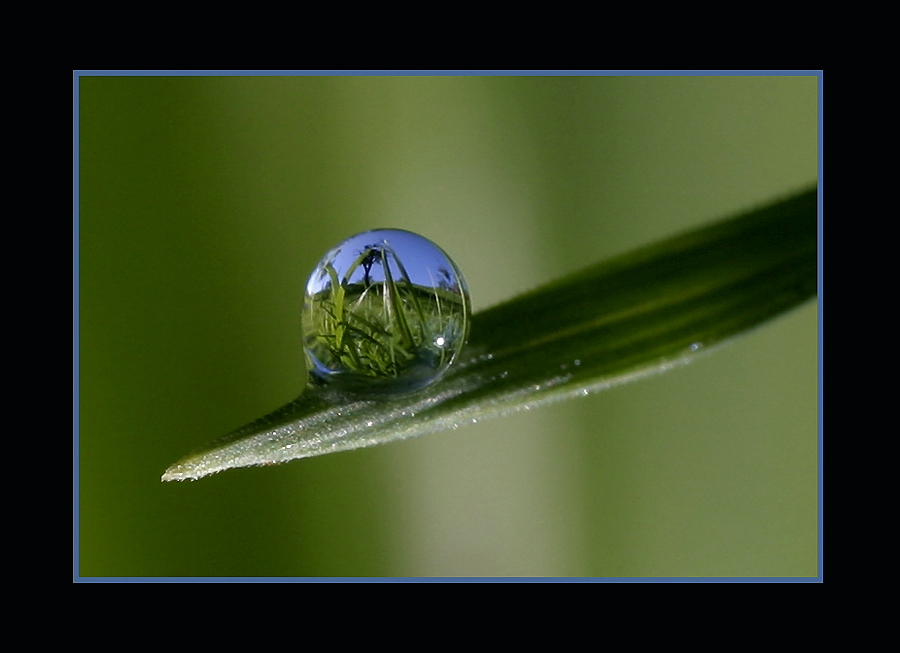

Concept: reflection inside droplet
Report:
left=302, top=229, right=471, bottom=395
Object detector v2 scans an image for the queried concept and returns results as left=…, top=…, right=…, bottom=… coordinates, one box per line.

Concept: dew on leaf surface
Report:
left=303, top=229, right=470, bottom=395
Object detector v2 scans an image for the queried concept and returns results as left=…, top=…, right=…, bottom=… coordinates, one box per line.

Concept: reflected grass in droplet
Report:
left=303, top=229, right=470, bottom=395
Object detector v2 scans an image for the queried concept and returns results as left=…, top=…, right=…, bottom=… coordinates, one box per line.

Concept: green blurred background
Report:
left=78, top=75, right=818, bottom=577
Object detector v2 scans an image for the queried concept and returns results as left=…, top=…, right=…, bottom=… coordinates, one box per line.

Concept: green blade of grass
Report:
left=162, top=188, right=818, bottom=482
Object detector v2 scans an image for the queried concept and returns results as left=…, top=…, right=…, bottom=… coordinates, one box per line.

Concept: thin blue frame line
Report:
left=71, top=71, right=823, bottom=584
left=817, top=72, right=823, bottom=582
left=74, top=576, right=820, bottom=583
left=73, top=70, right=824, bottom=77
left=73, top=73, right=81, bottom=580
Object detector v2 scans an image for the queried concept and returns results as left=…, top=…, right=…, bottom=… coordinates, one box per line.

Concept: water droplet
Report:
left=303, top=229, right=471, bottom=395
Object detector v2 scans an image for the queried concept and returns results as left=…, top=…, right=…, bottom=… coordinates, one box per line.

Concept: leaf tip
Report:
left=160, top=456, right=209, bottom=482
left=160, top=467, right=192, bottom=483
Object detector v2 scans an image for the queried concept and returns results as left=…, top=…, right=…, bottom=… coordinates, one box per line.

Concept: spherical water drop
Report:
left=303, top=229, right=470, bottom=395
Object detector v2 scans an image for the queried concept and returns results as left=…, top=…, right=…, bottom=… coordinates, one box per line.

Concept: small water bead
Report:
left=302, top=229, right=471, bottom=395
